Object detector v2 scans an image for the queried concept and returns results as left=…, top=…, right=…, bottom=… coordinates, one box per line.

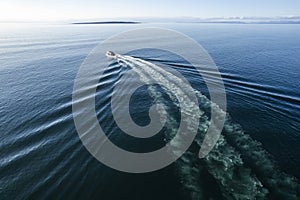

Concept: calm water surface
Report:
left=0, top=23, right=299, bottom=199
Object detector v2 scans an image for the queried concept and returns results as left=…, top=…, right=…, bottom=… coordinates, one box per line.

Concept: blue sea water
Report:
left=0, top=23, right=300, bottom=199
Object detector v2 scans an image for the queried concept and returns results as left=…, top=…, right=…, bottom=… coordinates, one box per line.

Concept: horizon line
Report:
left=1, top=15, right=300, bottom=23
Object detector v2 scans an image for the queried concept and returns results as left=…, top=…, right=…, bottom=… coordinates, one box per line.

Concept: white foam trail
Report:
left=110, top=52, right=202, bottom=156
left=108, top=53, right=300, bottom=199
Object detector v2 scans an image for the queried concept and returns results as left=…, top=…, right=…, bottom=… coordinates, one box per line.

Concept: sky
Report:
left=0, top=0, right=300, bottom=22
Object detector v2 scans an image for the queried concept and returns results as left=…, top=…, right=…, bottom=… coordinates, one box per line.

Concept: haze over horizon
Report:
left=1, top=0, right=300, bottom=22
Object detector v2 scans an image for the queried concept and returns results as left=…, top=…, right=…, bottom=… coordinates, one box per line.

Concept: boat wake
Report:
left=107, top=52, right=300, bottom=199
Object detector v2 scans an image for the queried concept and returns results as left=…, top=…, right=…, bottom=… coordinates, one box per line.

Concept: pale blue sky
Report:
left=1, top=0, right=299, bottom=21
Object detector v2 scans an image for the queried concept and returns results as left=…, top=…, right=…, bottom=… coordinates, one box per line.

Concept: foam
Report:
left=113, top=54, right=300, bottom=199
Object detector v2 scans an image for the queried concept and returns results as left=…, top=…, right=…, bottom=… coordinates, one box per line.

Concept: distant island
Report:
left=72, top=21, right=141, bottom=25
left=71, top=17, right=300, bottom=25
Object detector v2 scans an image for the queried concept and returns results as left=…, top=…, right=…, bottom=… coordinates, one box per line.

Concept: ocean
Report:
left=0, top=22, right=300, bottom=199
